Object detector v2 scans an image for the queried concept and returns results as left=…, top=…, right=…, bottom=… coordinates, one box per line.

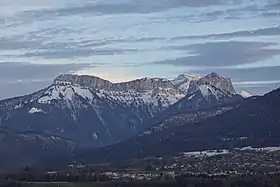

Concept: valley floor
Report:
left=79, top=147, right=280, bottom=176
left=4, top=174, right=280, bottom=187
left=2, top=147, right=280, bottom=187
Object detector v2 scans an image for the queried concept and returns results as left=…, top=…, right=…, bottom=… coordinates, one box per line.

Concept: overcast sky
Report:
left=0, top=0, right=280, bottom=99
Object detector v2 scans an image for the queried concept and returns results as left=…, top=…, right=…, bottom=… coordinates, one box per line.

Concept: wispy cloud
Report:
left=172, top=26, right=280, bottom=40
left=16, top=0, right=229, bottom=20
left=0, top=0, right=280, bottom=97
left=155, top=41, right=280, bottom=67
left=0, top=62, right=92, bottom=82
left=191, top=66, right=280, bottom=82
left=0, top=62, right=96, bottom=99
left=21, top=47, right=140, bottom=59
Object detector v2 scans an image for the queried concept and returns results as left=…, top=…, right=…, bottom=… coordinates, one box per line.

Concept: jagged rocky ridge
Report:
left=0, top=72, right=243, bottom=169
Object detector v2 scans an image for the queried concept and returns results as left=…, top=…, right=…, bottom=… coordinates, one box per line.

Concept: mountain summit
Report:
left=172, top=73, right=201, bottom=93
left=172, top=73, right=201, bottom=85
left=197, top=72, right=236, bottom=94
left=172, top=72, right=236, bottom=95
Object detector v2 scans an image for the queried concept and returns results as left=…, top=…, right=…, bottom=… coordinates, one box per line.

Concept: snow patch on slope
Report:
left=15, top=104, right=23, bottom=109
left=178, top=82, right=191, bottom=93
left=240, top=91, right=252, bottom=98
left=188, top=94, right=195, bottom=100
left=183, top=149, right=229, bottom=158
left=28, top=107, right=45, bottom=114
left=92, top=132, right=98, bottom=140
left=172, top=73, right=201, bottom=94
left=96, top=88, right=185, bottom=108
left=194, top=84, right=228, bottom=100
left=38, top=84, right=94, bottom=104
left=239, top=146, right=280, bottom=152
left=199, top=85, right=211, bottom=97
left=72, top=86, right=94, bottom=102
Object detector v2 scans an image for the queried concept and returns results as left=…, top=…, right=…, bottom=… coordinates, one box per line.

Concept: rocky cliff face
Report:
left=172, top=72, right=236, bottom=95
left=195, top=72, right=236, bottom=94
left=55, top=74, right=176, bottom=92
left=54, top=74, right=112, bottom=90
left=172, top=73, right=201, bottom=94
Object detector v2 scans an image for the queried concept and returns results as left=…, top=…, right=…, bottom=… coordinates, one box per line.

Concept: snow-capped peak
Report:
left=205, top=72, right=220, bottom=78
left=28, top=107, right=45, bottom=114
left=199, top=73, right=236, bottom=94
left=240, top=91, right=252, bottom=98
left=172, top=73, right=201, bottom=94
left=38, top=83, right=94, bottom=105
left=172, top=75, right=187, bottom=86
left=185, top=73, right=201, bottom=80
left=172, top=73, right=200, bottom=86
left=177, top=74, right=188, bottom=80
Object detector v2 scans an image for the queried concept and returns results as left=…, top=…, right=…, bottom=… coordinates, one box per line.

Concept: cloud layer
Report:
left=0, top=0, right=280, bottom=98
left=156, top=41, right=280, bottom=67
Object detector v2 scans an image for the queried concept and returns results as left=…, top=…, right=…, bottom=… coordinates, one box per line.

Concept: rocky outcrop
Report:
left=54, top=74, right=112, bottom=90
left=172, top=73, right=201, bottom=94
left=55, top=74, right=175, bottom=92
left=197, top=72, right=236, bottom=94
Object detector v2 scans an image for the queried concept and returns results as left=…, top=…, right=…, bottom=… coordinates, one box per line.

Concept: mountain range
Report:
left=0, top=72, right=277, bottom=170
left=61, top=87, right=280, bottom=169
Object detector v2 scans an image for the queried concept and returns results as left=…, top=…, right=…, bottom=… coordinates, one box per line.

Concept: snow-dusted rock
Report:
left=172, top=73, right=201, bottom=94
left=28, top=107, right=45, bottom=114
left=240, top=91, right=252, bottom=98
